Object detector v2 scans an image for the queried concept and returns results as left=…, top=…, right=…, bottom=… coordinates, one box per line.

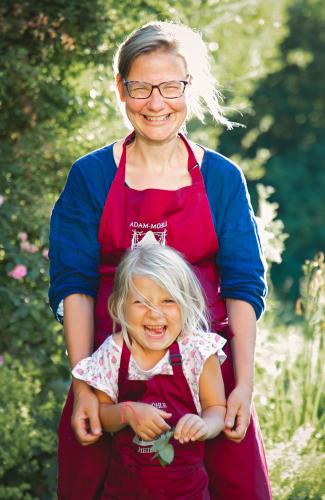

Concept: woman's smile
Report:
left=142, top=113, right=171, bottom=123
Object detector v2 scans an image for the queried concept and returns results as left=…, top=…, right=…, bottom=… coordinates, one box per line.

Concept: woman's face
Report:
left=117, top=50, right=188, bottom=144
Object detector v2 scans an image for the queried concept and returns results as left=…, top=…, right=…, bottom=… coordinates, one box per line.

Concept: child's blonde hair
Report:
left=108, top=245, right=210, bottom=346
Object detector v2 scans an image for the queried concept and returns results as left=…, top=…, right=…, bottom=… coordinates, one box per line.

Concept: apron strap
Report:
left=178, top=133, right=199, bottom=168
left=118, top=340, right=131, bottom=389
left=168, top=340, right=184, bottom=377
left=115, top=131, right=135, bottom=181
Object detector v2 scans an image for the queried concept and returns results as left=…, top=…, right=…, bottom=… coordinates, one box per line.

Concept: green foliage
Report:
left=0, top=355, right=60, bottom=499
left=218, top=0, right=325, bottom=299
left=256, top=254, right=324, bottom=441
left=267, top=425, right=325, bottom=499
left=0, top=0, right=180, bottom=495
left=255, top=183, right=289, bottom=267
left=183, top=0, right=289, bottom=148
left=255, top=253, right=325, bottom=498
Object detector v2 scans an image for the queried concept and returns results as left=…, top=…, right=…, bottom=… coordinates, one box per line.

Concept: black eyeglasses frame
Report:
left=122, top=79, right=189, bottom=99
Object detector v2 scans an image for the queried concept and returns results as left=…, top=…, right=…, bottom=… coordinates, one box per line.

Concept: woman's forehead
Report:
left=127, top=50, right=187, bottom=80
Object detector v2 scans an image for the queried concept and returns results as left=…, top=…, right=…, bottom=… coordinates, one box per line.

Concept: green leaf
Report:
left=151, top=430, right=175, bottom=466
left=158, top=443, right=174, bottom=464
left=152, top=429, right=174, bottom=452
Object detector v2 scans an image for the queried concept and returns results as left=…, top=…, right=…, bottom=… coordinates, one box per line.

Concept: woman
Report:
left=49, top=21, right=272, bottom=499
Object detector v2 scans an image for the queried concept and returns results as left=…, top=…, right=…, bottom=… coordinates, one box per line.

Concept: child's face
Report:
left=125, top=276, right=182, bottom=354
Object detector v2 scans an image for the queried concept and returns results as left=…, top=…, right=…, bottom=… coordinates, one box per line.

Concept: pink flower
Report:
left=20, top=241, right=39, bottom=253
left=18, top=232, right=28, bottom=242
left=0, top=355, right=4, bottom=366
left=42, top=248, right=49, bottom=259
left=0, top=195, right=5, bottom=207
left=7, top=264, right=28, bottom=280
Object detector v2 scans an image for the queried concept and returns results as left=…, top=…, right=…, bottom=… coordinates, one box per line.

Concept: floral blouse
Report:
left=72, top=330, right=227, bottom=414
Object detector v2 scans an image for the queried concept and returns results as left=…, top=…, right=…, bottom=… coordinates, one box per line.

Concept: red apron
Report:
left=57, top=132, right=272, bottom=500
left=102, top=340, right=209, bottom=499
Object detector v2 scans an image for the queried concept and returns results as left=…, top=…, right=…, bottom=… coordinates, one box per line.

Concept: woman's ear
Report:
left=116, top=74, right=126, bottom=102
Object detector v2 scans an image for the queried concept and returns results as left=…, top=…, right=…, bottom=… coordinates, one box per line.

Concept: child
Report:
left=72, top=245, right=227, bottom=499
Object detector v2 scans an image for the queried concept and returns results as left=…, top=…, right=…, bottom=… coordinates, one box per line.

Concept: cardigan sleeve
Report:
left=202, top=151, right=267, bottom=319
left=48, top=146, right=116, bottom=322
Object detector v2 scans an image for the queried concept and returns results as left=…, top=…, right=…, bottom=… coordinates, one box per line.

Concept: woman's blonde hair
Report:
left=113, top=21, right=236, bottom=129
left=108, top=245, right=210, bottom=347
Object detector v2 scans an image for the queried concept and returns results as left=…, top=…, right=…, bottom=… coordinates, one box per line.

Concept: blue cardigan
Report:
left=49, top=143, right=267, bottom=321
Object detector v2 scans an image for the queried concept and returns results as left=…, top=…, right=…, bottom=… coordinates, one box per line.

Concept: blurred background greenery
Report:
left=0, top=0, right=324, bottom=498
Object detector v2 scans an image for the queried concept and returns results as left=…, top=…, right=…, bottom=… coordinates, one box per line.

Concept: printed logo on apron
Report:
left=130, top=220, right=167, bottom=248
left=132, top=434, right=156, bottom=454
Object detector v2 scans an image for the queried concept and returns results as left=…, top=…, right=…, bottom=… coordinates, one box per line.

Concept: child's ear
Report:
left=116, top=74, right=126, bottom=102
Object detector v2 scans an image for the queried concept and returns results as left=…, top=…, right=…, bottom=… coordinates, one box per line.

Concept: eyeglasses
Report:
left=123, top=79, right=189, bottom=99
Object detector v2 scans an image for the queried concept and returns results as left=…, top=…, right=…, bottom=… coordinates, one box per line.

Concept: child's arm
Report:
left=174, top=354, right=226, bottom=443
left=94, top=389, right=172, bottom=441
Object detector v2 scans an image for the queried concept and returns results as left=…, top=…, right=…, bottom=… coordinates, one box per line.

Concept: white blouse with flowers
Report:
left=72, top=330, right=227, bottom=414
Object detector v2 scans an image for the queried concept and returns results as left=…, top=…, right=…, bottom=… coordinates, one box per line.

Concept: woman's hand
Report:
left=71, top=380, right=103, bottom=446
left=174, top=414, right=208, bottom=443
left=125, top=402, right=172, bottom=441
left=225, top=299, right=256, bottom=443
left=224, top=384, right=252, bottom=443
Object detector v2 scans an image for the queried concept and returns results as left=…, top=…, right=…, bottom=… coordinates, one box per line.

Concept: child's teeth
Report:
left=146, top=326, right=165, bottom=334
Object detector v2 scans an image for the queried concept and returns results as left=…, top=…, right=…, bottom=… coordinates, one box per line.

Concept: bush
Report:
left=255, top=253, right=325, bottom=498
left=0, top=355, right=61, bottom=499
left=267, top=425, right=325, bottom=499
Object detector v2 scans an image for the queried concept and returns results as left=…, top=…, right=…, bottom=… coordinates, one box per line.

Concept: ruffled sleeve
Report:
left=178, top=331, right=227, bottom=414
left=180, top=331, right=227, bottom=370
left=71, top=336, right=122, bottom=402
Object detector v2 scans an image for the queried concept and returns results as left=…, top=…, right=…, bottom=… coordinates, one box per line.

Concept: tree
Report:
left=218, top=0, right=325, bottom=299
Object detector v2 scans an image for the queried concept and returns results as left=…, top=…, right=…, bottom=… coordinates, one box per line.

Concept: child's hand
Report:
left=174, top=414, right=208, bottom=443
left=124, top=402, right=172, bottom=441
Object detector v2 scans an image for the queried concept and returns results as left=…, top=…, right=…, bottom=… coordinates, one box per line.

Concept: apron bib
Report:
left=94, top=131, right=229, bottom=348
left=102, top=341, right=209, bottom=499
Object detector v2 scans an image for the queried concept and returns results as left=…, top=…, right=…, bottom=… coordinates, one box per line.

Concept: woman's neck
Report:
left=127, top=133, right=187, bottom=174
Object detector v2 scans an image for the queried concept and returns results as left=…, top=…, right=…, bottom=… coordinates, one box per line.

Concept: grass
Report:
left=255, top=254, right=325, bottom=499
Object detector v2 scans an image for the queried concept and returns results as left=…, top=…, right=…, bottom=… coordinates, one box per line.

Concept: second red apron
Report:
left=102, top=340, right=209, bottom=499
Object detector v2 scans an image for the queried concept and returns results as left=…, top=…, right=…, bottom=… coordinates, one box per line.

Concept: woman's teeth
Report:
left=144, top=114, right=170, bottom=121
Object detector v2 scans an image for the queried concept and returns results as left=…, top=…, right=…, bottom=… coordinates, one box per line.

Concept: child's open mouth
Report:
left=144, top=325, right=167, bottom=337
